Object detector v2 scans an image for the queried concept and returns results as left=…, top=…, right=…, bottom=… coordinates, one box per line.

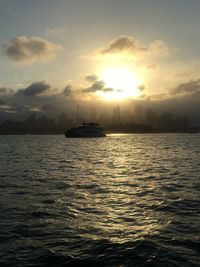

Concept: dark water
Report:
left=0, top=134, right=200, bottom=267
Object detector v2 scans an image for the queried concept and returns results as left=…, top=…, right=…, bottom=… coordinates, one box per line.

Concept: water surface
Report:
left=0, top=134, right=200, bottom=266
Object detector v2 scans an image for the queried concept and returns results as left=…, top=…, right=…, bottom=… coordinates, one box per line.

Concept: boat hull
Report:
left=65, top=123, right=106, bottom=138
left=65, top=132, right=106, bottom=138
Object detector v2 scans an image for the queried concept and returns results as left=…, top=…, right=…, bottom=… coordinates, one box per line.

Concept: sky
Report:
left=0, top=0, right=200, bottom=124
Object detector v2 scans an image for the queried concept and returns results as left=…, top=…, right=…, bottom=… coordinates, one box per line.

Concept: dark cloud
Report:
left=0, top=99, right=5, bottom=105
left=103, top=88, right=114, bottom=92
left=4, top=36, right=62, bottom=64
left=0, top=88, right=8, bottom=94
left=82, top=80, right=105, bottom=93
left=171, top=79, right=200, bottom=96
left=0, top=81, right=77, bottom=123
left=101, top=36, right=144, bottom=54
left=96, top=36, right=167, bottom=58
left=138, top=85, right=146, bottom=91
left=0, top=87, right=13, bottom=94
left=17, top=81, right=51, bottom=97
left=85, top=74, right=99, bottom=83
left=62, top=85, right=72, bottom=96
left=82, top=80, right=114, bottom=94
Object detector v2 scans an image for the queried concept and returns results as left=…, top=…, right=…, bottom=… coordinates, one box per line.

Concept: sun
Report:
left=99, top=66, right=140, bottom=100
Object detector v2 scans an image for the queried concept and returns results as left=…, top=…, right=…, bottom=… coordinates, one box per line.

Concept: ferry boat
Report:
left=65, top=123, right=106, bottom=138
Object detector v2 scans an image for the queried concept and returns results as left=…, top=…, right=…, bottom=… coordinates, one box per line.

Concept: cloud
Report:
left=82, top=80, right=114, bottom=94
left=4, top=36, right=62, bottom=64
left=17, top=81, right=51, bottom=96
left=0, top=87, right=13, bottom=94
left=85, top=74, right=99, bottom=83
left=12, top=104, right=28, bottom=113
left=138, top=85, right=146, bottom=92
left=0, top=104, right=14, bottom=111
left=82, top=80, right=105, bottom=93
left=0, top=81, right=78, bottom=123
left=100, top=36, right=143, bottom=54
left=0, top=88, right=8, bottom=94
left=29, top=106, right=42, bottom=112
left=103, top=88, right=114, bottom=92
left=171, top=79, right=200, bottom=96
left=62, top=85, right=73, bottom=96
left=93, top=36, right=168, bottom=59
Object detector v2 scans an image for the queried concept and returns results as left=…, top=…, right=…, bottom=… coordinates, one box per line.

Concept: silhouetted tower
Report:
left=112, top=105, right=121, bottom=124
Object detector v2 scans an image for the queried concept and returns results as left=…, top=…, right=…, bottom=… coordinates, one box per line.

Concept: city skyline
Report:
left=0, top=103, right=193, bottom=134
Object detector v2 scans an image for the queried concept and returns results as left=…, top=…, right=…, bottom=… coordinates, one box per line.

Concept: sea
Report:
left=0, top=134, right=199, bottom=267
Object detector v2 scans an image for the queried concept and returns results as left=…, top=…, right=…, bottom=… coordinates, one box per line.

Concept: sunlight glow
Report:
left=100, top=67, right=140, bottom=101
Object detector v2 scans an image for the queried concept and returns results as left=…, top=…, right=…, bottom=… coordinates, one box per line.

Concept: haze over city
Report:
left=0, top=0, right=200, bottom=128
